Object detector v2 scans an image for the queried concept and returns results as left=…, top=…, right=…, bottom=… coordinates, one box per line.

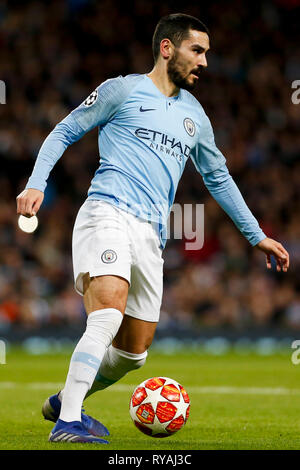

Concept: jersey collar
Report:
left=144, top=74, right=181, bottom=102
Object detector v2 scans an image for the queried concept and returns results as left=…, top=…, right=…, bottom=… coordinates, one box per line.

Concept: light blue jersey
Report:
left=26, top=74, right=266, bottom=248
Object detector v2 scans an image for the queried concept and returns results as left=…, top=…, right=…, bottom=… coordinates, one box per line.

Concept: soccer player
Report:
left=16, top=14, right=289, bottom=444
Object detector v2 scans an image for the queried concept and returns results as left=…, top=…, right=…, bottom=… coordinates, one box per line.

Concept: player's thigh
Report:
left=125, top=240, right=164, bottom=324
left=72, top=200, right=132, bottom=293
left=73, top=200, right=132, bottom=313
left=83, top=273, right=129, bottom=315
left=112, top=314, right=158, bottom=354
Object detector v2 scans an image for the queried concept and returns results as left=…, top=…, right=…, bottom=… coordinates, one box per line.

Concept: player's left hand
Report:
left=256, top=237, right=289, bottom=272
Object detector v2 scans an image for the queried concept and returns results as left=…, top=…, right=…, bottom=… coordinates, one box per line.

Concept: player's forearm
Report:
left=26, top=114, right=85, bottom=192
left=202, top=164, right=266, bottom=246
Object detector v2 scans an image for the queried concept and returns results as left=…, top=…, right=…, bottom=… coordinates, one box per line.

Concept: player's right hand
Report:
left=16, top=188, right=44, bottom=217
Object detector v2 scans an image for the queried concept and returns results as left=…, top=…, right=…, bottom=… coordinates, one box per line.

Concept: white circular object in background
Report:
left=18, top=215, right=38, bottom=233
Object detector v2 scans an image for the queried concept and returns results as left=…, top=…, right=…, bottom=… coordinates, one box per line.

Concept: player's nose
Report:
left=198, top=55, right=207, bottom=68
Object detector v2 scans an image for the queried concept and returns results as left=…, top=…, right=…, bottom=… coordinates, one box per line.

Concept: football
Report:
left=129, top=377, right=190, bottom=438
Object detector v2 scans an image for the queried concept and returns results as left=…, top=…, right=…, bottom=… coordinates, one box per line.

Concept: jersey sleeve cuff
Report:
left=249, top=232, right=267, bottom=247
left=25, top=177, right=46, bottom=192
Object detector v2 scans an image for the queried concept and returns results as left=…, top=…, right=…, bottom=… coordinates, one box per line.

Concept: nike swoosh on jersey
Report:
left=139, top=106, right=156, bottom=112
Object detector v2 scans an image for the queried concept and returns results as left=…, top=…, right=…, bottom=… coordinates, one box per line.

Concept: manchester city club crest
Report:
left=84, top=89, right=98, bottom=107
left=183, top=117, right=195, bottom=137
left=101, top=249, right=117, bottom=263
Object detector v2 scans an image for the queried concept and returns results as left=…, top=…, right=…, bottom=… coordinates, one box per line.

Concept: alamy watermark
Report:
left=291, top=80, right=300, bottom=105
left=0, top=80, right=6, bottom=104
left=167, top=203, right=204, bottom=250
left=95, top=201, right=205, bottom=250
left=291, top=340, right=300, bottom=365
left=0, top=340, right=6, bottom=364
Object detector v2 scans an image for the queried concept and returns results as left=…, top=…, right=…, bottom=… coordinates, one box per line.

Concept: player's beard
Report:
left=167, top=50, right=200, bottom=91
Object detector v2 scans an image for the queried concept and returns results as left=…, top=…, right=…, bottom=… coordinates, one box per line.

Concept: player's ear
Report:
left=160, top=39, right=174, bottom=60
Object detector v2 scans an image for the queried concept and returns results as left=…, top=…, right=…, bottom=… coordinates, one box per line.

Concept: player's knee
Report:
left=83, top=274, right=128, bottom=314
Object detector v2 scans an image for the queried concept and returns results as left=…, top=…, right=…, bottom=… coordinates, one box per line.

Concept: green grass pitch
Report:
left=0, top=348, right=300, bottom=450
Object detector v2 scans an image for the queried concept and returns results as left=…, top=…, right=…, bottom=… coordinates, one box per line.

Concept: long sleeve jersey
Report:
left=26, top=73, right=266, bottom=248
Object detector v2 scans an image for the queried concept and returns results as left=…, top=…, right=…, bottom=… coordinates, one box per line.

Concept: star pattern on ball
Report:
left=130, top=377, right=190, bottom=438
left=138, top=382, right=189, bottom=436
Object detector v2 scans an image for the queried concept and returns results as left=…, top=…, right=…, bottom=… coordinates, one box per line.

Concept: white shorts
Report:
left=72, top=200, right=164, bottom=322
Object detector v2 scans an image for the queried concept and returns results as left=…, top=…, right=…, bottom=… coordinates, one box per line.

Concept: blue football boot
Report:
left=42, top=392, right=109, bottom=438
left=49, top=419, right=109, bottom=444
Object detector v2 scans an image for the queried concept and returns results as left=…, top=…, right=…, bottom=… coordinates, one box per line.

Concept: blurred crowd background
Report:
left=0, top=0, right=299, bottom=335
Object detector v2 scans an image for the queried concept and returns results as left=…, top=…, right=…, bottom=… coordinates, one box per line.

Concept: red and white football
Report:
left=129, top=377, right=190, bottom=438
